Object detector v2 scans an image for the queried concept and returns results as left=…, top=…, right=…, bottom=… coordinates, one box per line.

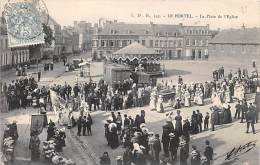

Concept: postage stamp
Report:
left=3, top=0, right=48, bottom=47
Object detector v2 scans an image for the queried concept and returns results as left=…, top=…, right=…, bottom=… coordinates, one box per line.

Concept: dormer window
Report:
left=144, top=30, right=149, bottom=35
left=128, top=30, right=133, bottom=34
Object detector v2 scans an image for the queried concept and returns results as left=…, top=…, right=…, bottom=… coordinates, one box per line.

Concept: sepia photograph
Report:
left=0, top=0, right=260, bottom=164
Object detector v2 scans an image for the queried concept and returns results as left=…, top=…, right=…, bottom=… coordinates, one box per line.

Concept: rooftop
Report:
left=113, top=42, right=159, bottom=55
left=210, top=28, right=260, bottom=44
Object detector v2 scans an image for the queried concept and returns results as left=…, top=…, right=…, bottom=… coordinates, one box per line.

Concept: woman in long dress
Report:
left=197, top=88, right=204, bottom=106
left=150, top=91, right=157, bottom=111
left=156, top=95, right=164, bottom=113
left=184, top=90, right=191, bottom=107
left=175, top=110, right=183, bottom=137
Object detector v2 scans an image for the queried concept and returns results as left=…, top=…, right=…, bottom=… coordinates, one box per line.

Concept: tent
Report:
left=109, top=42, right=162, bottom=61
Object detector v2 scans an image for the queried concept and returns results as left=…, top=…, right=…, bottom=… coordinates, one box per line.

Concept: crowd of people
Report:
left=100, top=110, right=215, bottom=165
left=153, top=67, right=259, bottom=113
left=0, top=76, right=51, bottom=112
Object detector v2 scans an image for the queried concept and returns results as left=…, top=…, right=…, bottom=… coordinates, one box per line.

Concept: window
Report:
left=155, top=40, right=159, bottom=47
left=109, top=40, right=115, bottom=47
left=101, top=40, right=106, bottom=47
left=160, top=40, right=164, bottom=47
left=169, top=40, right=173, bottom=47
left=186, top=39, right=190, bottom=46
left=192, top=39, right=196, bottom=46
left=149, top=40, right=154, bottom=47
left=142, top=40, right=146, bottom=46
left=178, top=40, right=182, bottom=47
left=118, top=40, right=122, bottom=47
left=122, top=40, right=127, bottom=47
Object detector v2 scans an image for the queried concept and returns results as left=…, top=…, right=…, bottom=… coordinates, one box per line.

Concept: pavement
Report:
left=1, top=55, right=260, bottom=165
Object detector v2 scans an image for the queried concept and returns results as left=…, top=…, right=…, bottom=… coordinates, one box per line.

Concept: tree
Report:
left=42, top=23, right=54, bottom=46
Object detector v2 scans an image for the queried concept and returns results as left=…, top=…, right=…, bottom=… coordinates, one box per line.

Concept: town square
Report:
left=0, top=0, right=260, bottom=165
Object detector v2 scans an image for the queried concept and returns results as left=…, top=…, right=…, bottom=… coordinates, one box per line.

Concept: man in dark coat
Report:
left=162, top=126, right=170, bottom=157
left=182, top=119, right=190, bottom=144
left=246, top=104, right=256, bottom=134
left=37, top=70, right=41, bottom=82
left=82, top=116, right=87, bottom=136
left=180, top=140, right=189, bottom=165
left=169, top=132, right=179, bottom=161
left=196, top=110, right=203, bottom=132
left=234, top=101, right=241, bottom=119
left=77, top=116, right=83, bottom=136
left=153, top=134, right=161, bottom=164
left=204, top=140, right=213, bottom=164
left=240, top=100, right=248, bottom=123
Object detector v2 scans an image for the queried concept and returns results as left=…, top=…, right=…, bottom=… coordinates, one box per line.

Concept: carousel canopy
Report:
left=111, top=42, right=161, bottom=61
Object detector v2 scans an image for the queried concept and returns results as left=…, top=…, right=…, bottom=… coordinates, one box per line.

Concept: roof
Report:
left=210, top=28, right=260, bottom=44
left=99, top=23, right=181, bottom=36
left=113, top=42, right=158, bottom=55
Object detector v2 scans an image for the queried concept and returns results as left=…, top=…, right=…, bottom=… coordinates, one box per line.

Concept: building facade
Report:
left=209, top=27, right=260, bottom=58
left=92, top=22, right=211, bottom=60
left=44, top=16, right=63, bottom=57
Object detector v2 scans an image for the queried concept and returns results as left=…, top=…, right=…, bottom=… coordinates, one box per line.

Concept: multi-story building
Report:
left=0, top=17, right=30, bottom=70
left=45, top=16, right=63, bottom=56
left=182, top=24, right=211, bottom=60
left=74, top=21, right=94, bottom=51
left=92, top=22, right=212, bottom=60
left=209, top=26, right=260, bottom=58
left=61, top=29, right=73, bottom=55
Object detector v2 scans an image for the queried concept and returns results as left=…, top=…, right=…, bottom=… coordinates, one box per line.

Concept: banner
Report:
left=31, top=114, right=44, bottom=135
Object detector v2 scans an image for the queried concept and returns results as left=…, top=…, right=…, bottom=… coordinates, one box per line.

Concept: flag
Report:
left=31, top=114, right=45, bottom=135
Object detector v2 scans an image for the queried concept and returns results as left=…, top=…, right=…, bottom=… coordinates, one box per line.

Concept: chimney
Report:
left=179, top=23, right=183, bottom=27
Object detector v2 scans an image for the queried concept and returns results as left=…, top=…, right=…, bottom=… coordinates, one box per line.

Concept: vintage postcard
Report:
left=0, top=0, right=259, bottom=165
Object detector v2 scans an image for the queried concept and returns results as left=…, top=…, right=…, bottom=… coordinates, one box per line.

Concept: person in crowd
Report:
left=152, top=134, right=161, bottom=164
left=175, top=110, right=183, bottom=137
left=29, top=132, right=40, bottom=161
left=191, top=111, right=199, bottom=134
left=246, top=106, right=256, bottom=134
left=179, top=139, right=189, bottom=165
left=82, top=116, right=87, bottom=136
left=190, top=145, right=201, bottom=165
left=196, top=110, right=203, bottom=132
left=204, top=112, right=210, bottom=131
left=37, top=70, right=41, bottom=82
left=47, top=120, right=55, bottom=140
left=77, top=116, right=83, bottom=136
left=100, top=152, right=111, bottom=165
left=240, top=100, right=248, bottom=123
left=162, top=123, right=171, bottom=157
left=234, top=101, right=241, bottom=119
left=169, top=132, right=179, bottom=162
left=204, top=140, right=214, bottom=165
left=182, top=119, right=190, bottom=146
left=86, top=113, right=93, bottom=136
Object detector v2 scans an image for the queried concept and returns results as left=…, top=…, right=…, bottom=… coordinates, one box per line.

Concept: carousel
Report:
left=105, top=42, right=164, bottom=84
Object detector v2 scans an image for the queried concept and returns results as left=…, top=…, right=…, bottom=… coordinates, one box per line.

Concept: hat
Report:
left=169, top=133, right=175, bottom=138
left=142, top=127, right=149, bottom=134
left=191, top=150, right=198, bottom=156
left=140, top=123, right=147, bottom=129
left=60, top=127, right=65, bottom=132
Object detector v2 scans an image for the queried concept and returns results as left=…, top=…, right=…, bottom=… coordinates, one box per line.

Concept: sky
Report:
left=1, top=0, right=260, bottom=30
